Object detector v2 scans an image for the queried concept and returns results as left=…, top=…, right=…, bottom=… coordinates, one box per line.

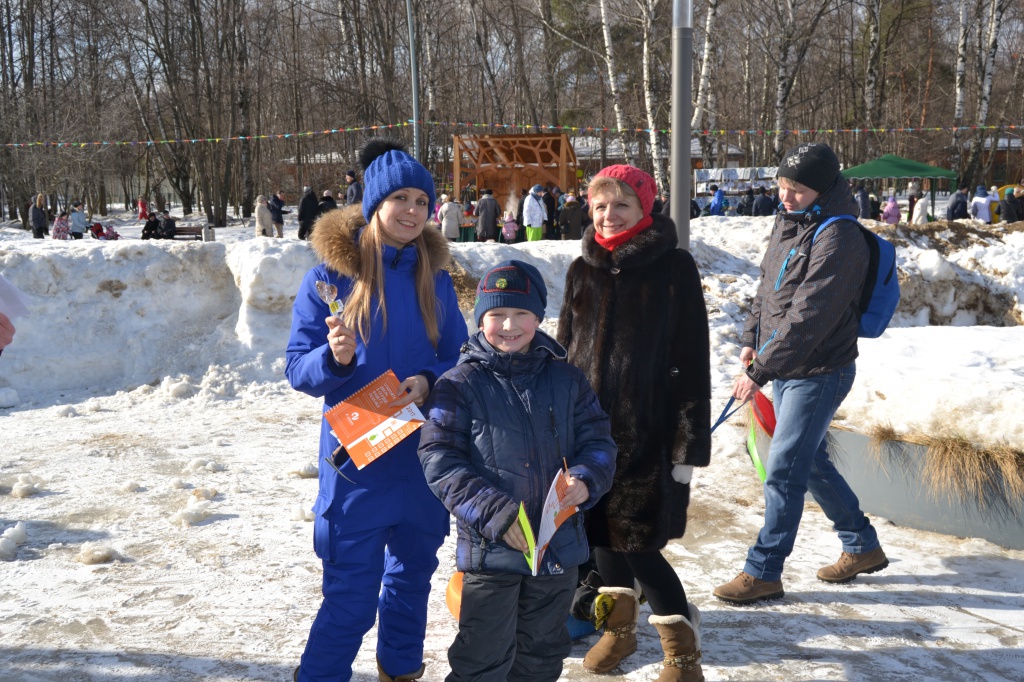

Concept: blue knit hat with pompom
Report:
left=358, top=139, right=436, bottom=224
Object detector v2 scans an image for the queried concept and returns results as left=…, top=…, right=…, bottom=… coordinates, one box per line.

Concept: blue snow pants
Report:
left=297, top=468, right=449, bottom=682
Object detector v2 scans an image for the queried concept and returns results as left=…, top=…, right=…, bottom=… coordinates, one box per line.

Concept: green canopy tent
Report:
left=842, top=154, right=957, bottom=220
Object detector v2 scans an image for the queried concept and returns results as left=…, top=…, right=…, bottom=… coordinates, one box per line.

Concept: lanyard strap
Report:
left=710, top=397, right=749, bottom=433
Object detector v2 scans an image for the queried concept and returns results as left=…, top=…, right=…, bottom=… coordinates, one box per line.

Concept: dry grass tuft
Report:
left=864, top=424, right=1024, bottom=512
left=923, top=435, right=1024, bottom=511
left=446, top=257, right=480, bottom=313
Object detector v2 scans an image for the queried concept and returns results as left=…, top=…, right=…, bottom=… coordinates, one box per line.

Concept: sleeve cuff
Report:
left=417, top=369, right=438, bottom=393
left=327, top=351, right=357, bottom=378
left=746, top=364, right=769, bottom=387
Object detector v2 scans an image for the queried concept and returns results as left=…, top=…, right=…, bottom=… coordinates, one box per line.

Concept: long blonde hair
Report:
left=35, top=193, right=46, bottom=209
left=341, top=214, right=442, bottom=348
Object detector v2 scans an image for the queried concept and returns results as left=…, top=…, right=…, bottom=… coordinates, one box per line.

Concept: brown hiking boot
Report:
left=649, top=603, right=705, bottom=682
left=712, top=572, right=784, bottom=605
left=817, top=547, right=889, bottom=583
left=582, top=587, right=639, bottom=673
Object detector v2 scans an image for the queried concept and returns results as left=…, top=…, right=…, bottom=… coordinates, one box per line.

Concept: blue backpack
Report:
left=813, top=214, right=899, bottom=338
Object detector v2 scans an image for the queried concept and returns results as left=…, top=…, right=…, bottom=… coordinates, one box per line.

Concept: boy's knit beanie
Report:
left=474, top=260, right=547, bottom=327
left=590, top=165, right=657, bottom=216
left=777, top=142, right=841, bottom=194
left=358, top=139, right=436, bottom=223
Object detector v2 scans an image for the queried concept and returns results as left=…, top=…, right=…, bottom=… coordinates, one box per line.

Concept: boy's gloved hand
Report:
left=671, top=464, right=693, bottom=485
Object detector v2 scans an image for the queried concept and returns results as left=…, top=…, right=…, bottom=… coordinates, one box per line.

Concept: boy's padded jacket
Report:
left=419, top=330, right=617, bottom=576
left=741, top=178, right=869, bottom=386
left=285, top=206, right=468, bottom=536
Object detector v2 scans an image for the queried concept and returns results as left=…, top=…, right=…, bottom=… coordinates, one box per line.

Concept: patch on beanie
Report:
left=479, top=266, right=531, bottom=296
left=784, top=144, right=816, bottom=169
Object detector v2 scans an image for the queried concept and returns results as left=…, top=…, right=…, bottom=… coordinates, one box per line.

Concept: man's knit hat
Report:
left=473, top=260, right=547, bottom=327
left=777, top=142, right=841, bottom=194
left=358, top=139, right=436, bottom=223
left=590, top=164, right=657, bottom=216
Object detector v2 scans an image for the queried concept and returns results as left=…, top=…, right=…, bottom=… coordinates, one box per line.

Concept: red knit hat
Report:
left=590, top=165, right=657, bottom=216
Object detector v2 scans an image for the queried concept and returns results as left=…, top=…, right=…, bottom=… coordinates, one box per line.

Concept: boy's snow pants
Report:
left=446, top=568, right=577, bottom=682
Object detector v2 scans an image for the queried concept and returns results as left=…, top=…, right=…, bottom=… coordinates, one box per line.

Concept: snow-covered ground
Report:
left=1, top=207, right=1022, bottom=681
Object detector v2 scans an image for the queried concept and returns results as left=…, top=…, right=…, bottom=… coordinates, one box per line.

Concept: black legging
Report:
left=594, top=547, right=690, bottom=619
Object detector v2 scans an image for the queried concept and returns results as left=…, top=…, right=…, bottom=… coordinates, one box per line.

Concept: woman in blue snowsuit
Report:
left=286, top=140, right=469, bottom=682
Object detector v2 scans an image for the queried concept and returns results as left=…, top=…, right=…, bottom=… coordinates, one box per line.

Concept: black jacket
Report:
left=268, top=195, right=289, bottom=223
left=752, top=194, right=775, bottom=217
left=141, top=218, right=161, bottom=240
left=999, top=196, right=1021, bottom=223
left=557, top=213, right=711, bottom=552
left=318, top=197, right=338, bottom=216
left=741, top=177, right=868, bottom=386
left=298, top=191, right=319, bottom=227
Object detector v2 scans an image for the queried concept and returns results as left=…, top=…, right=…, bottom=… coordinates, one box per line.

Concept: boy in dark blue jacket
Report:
left=419, top=260, right=617, bottom=682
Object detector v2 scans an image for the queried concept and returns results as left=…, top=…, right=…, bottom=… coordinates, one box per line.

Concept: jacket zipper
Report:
left=390, top=244, right=406, bottom=269
left=549, top=406, right=562, bottom=462
left=774, top=248, right=797, bottom=290
left=757, top=329, right=777, bottom=355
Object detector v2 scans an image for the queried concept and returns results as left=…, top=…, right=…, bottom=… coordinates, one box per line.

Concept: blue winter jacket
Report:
left=709, top=189, right=727, bottom=216
left=285, top=206, right=469, bottom=554
left=69, top=210, right=88, bottom=234
left=419, top=330, right=617, bottom=576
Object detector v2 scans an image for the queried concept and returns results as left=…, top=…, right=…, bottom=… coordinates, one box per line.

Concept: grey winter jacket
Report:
left=419, top=330, right=617, bottom=576
left=741, top=177, right=868, bottom=386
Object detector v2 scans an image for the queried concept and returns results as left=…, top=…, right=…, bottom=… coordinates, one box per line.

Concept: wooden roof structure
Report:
left=453, top=134, right=579, bottom=211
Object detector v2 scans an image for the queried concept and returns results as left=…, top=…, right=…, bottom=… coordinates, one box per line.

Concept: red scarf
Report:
left=593, top=215, right=653, bottom=251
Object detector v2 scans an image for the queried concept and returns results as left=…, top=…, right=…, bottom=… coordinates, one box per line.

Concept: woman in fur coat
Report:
left=286, top=140, right=468, bottom=682
left=557, top=165, right=711, bottom=682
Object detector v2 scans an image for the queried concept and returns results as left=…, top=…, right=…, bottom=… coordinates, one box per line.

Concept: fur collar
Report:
left=309, top=205, right=452, bottom=277
left=580, top=212, right=679, bottom=270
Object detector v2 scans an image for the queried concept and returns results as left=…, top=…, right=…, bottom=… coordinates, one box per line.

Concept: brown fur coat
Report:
left=557, top=214, right=711, bottom=552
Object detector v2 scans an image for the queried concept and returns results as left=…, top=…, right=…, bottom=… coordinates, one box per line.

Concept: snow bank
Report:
left=0, top=238, right=316, bottom=398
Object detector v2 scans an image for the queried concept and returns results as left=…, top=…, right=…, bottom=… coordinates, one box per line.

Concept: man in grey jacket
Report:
left=714, top=142, right=888, bottom=605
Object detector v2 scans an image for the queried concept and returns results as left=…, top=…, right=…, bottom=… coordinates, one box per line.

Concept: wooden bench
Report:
left=173, top=225, right=205, bottom=240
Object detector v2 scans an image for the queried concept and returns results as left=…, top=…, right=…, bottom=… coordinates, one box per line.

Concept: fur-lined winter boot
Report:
left=649, top=603, right=704, bottom=682
left=376, top=658, right=425, bottom=682
left=582, top=586, right=640, bottom=673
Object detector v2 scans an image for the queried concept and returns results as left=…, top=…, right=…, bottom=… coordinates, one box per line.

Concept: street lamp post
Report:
left=670, top=0, right=693, bottom=250
left=406, top=0, right=421, bottom=160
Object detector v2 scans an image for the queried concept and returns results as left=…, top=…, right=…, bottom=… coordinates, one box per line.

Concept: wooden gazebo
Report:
left=453, top=134, right=579, bottom=213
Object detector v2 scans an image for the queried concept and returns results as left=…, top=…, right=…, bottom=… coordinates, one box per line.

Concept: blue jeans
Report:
left=744, top=363, right=879, bottom=582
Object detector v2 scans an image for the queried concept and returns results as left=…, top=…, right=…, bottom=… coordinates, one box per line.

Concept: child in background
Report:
left=419, top=259, right=617, bottom=682
left=501, top=211, right=518, bottom=243
left=881, top=196, right=901, bottom=224
left=51, top=212, right=71, bottom=240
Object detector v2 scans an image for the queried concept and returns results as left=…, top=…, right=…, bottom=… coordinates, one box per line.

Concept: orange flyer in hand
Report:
left=324, top=370, right=425, bottom=469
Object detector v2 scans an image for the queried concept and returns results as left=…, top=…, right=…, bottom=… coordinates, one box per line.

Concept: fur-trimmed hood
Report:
left=580, top=213, right=678, bottom=271
left=309, top=204, right=452, bottom=277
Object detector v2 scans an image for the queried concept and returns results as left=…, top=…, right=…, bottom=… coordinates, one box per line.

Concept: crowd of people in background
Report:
left=14, top=170, right=1024, bottom=247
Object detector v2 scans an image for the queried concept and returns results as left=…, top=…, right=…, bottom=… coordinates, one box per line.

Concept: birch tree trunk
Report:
left=963, top=0, right=1009, bottom=184
left=470, top=0, right=504, bottom=122
left=692, top=0, right=719, bottom=167
left=598, top=0, right=634, bottom=165
left=769, top=0, right=834, bottom=161
left=863, top=0, right=881, bottom=156
left=949, top=0, right=969, bottom=176
left=639, top=0, right=666, bottom=189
